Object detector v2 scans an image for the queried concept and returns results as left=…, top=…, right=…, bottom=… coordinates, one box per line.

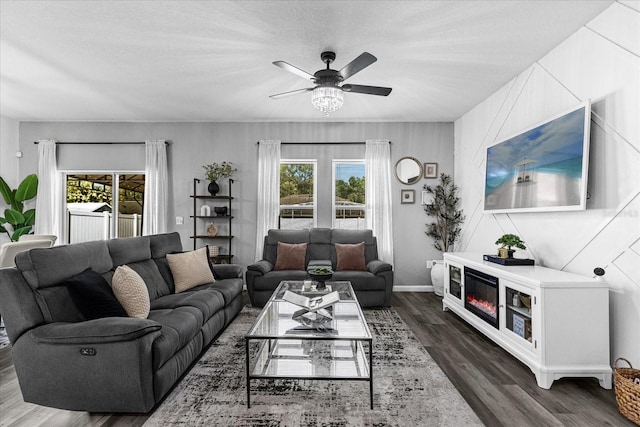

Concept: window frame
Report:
left=279, top=159, right=318, bottom=230
left=63, top=170, right=145, bottom=243
left=331, top=159, right=366, bottom=229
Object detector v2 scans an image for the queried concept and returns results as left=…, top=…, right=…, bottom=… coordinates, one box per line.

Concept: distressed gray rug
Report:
left=144, top=306, right=483, bottom=426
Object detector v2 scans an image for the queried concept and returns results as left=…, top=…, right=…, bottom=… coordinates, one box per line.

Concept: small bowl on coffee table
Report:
left=308, top=268, right=333, bottom=290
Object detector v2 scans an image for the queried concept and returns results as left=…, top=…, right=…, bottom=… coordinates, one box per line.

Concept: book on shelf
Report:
left=283, top=290, right=339, bottom=313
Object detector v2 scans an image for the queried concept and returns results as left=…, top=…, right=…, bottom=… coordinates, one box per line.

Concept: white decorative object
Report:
left=430, top=260, right=444, bottom=296
left=200, top=205, right=211, bottom=217
left=443, top=252, right=611, bottom=390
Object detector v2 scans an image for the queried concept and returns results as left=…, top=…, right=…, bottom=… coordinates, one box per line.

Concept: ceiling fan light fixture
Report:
left=311, top=85, right=344, bottom=115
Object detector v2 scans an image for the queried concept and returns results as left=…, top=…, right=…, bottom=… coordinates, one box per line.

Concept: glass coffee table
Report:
left=245, top=280, right=373, bottom=408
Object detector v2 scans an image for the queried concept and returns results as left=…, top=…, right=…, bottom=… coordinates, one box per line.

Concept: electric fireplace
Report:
left=464, top=268, right=499, bottom=328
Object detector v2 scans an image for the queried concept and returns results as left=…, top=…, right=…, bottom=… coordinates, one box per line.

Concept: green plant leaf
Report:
left=0, top=223, right=6, bottom=233
left=15, top=174, right=38, bottom=202
left=23, top=209, right=36, bottom=226
left=4, top=208, right=25, bottom=225
left=11, top=226, right=32, bottom=242
left=0, top=176, right=14, bottom=206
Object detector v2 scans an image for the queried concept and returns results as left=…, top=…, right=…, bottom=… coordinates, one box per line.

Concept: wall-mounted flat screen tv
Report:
left=483, top=101, right=591, bottom=213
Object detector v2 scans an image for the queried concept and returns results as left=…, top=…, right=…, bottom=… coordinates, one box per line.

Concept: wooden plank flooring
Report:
left=392, top=292, right=633, bottom=427
left=0, top=291, right=633, bottom=426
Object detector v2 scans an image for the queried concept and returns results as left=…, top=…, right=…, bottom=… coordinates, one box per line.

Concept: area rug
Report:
left=144, top=306, right=483, bottom=426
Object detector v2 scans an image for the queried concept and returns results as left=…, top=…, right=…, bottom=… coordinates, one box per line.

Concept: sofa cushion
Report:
left=65, top=269, right=127, bottom=320
left=148, top=306, right=204, bottom=369
left=335, top=242, right=367, bottom=271
left=112, top=265, right=150, bottom=319
left=252, top=270, right=308, bottom=291
left=125, top=259, right=171, bottom=300
left=274, top=242, right=307, bottom=271
left=332, top=271, right=387, bottom=291
left=264, top=229, right=310, bottom=264
left=15, top=240, right=113, bottom=289
left=151, top=289, right=224, bottom=322
left=167, top=248, right=215, bottom=293
left=189, top=278, right=244, bottom=306
left=108, top=235, right=152, bottom=266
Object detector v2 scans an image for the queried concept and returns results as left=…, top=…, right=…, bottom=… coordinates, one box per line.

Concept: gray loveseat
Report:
left=0, top=232, right=243, bottom=413
left=246, top=228, right=393, bottom=307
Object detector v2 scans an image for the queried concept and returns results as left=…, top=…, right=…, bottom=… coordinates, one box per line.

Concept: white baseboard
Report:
left=393, top=285, right=433, bottom=292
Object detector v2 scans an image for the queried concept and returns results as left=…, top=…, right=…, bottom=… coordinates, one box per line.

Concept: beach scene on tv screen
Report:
left=484, top=106, right=586, bottom=211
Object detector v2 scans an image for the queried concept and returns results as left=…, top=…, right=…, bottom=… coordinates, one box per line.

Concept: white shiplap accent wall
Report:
left=454, top=1, right=640, bottom=366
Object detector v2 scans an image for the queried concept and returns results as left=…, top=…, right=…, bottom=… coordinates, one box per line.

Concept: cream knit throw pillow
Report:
left=167, top=247, right=215, bottom=293
left=112, top=265, right=150, bottom=319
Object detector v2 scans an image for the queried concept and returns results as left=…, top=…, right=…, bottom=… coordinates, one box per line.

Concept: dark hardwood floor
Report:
left=392, top=292, right=633, bottom=427
left=0, top=291, right=633, bottom=426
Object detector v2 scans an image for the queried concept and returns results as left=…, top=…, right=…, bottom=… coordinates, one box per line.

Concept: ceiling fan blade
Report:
left=342, top=84, right=392, bottom=96
left=339, top=52, right=377, bottom=80
left=273, top=61, right=315, bottom=81
left=269, top=87, right=314, bottom=99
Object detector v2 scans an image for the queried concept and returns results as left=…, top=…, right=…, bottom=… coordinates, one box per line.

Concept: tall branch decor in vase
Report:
left=203, top=162, right=237, bottom=196
left=424, top=173, right=465, bottom=296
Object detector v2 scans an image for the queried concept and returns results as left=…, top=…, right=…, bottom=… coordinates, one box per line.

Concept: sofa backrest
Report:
left=12, top=232, right=182, bottom=324
left=262, top=228, right=379, bottom=269
left=15, top=240, right=114, bottom=323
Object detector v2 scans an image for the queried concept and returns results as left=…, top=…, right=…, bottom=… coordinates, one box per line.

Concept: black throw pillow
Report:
left=65, top=269, right=127, bottom=320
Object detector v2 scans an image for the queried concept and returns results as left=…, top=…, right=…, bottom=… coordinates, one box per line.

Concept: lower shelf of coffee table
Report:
left=250, top=338, right=370, bottom=379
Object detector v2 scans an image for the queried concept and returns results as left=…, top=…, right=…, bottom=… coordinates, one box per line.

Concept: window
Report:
left=333, top=160, right=365, bottom=229
left=65, top=173, right=145, bottom=243
left=279, top=160, right=317, bottom=230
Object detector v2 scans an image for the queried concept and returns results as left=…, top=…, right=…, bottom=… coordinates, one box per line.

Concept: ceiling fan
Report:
left=270, top=51, right=392, bottom=115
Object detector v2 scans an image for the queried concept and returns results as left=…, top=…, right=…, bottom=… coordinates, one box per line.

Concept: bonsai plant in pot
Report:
left=424, top=173, right=465, bottom=296
left=495, top=233, right=526, bottom=259
left=203, top=162, right=237, bottom=196
left=0, top=174, right=38, bottom=241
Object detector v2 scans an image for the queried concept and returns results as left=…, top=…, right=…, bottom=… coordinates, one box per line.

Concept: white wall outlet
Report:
left=426, top=260, right=435, bottom=269
left=175, top=216, right=183, bottom=225
left=16, top=151, right=23, bottom=158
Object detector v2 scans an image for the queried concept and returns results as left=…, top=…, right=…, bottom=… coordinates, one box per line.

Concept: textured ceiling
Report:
left=0, top=1, right=613, bottom=122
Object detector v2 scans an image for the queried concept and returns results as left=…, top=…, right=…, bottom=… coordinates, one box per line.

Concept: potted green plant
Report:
left=202, top=162, right=237, bottom=195
left=424, top=173, right=465, bottom=296
left=0, top=174, right=39, bottom=241
left=495, top=233, right=526, bottom=259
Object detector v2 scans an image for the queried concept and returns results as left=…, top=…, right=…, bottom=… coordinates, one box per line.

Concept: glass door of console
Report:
left=504, top=286, right=533, bottom=344
left=448, top=264, right=462, bottom=300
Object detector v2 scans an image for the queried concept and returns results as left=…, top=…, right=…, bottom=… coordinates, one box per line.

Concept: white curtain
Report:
left=142, top=140, right=168, bottom=236
left=34, top=140, right=64, bottom=242
left=255, top=140, right=281, bottom=261
left=365, top=139, right=394, bottom=265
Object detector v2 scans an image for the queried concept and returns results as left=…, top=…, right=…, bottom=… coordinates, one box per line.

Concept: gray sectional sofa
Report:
left=246, top=228, right=393, bottom=307
left=0, top=232, right=243, bottom=413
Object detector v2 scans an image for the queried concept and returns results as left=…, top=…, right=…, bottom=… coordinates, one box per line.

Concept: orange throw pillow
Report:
left=335, top=242, right=367, bottom=271
left=274, top=242, right=307, bottom=270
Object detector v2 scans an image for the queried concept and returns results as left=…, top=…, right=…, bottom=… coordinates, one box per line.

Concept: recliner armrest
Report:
left=367, top=260, right=392, bottom=275
left=247, top=260, right=274, bottom=275
left=31, top=318, right=161, bottom=345
left=211, top=263, right=243, bottom=279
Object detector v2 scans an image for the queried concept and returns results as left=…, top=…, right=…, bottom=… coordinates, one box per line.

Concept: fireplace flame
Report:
left=466, top=295, right=497, bottom=318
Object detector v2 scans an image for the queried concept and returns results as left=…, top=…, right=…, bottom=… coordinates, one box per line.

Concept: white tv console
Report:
left=442, top=252, right=611, bottom=389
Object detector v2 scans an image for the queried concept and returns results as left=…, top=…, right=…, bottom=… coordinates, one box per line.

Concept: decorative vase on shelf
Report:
left=214, top=206, right=228, bottom=216
left=207, top=181, right=220, bottom=196
left=431, top=260, right=444, bottom=297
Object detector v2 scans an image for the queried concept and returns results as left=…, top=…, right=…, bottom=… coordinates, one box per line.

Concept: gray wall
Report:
left=454, top=2, right=639, bottom=365
left=14, top=121, right=454, bottom=287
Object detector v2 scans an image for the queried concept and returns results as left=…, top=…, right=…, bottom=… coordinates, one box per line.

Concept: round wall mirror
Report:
left=395, top=157, right=423, bottom=185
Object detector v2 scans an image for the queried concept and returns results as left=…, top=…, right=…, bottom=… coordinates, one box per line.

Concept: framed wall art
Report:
left=424, top=163, right=438, bottom=178
left=401, top=189, right=415, bottom=204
